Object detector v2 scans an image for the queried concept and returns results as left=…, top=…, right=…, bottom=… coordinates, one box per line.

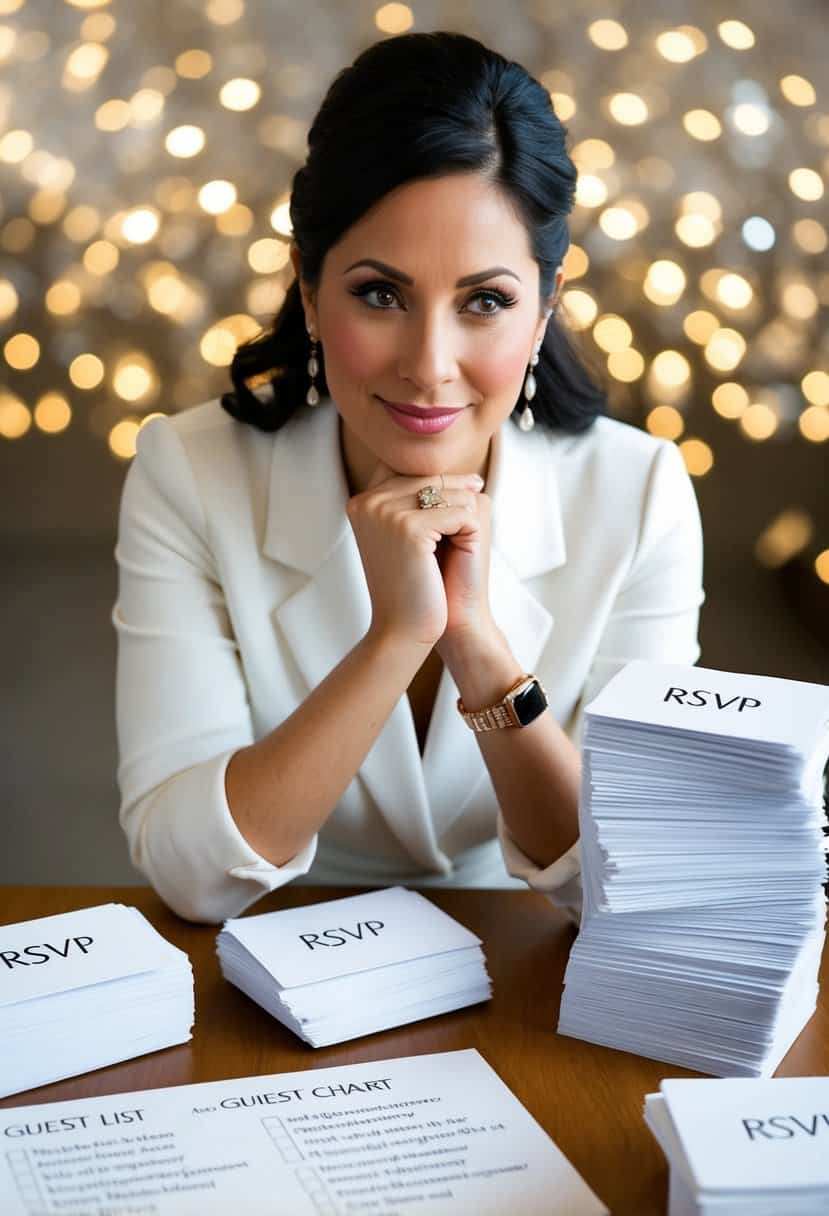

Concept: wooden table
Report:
left=1, top=885, right=827, bottom=1214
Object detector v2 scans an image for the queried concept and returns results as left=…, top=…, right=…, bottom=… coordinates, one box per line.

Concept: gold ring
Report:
left=417, top=485, right=448, bottom=510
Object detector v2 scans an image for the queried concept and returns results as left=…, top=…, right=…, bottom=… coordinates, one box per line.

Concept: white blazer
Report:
left=113, top=393, right=704, bottom=923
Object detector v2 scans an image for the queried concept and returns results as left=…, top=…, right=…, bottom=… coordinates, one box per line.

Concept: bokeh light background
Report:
left=1, top=0, right=827, bottom=880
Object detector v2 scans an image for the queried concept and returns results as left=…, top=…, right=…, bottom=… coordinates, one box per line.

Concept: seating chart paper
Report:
left=0, top=1049, right=607, bottom=1215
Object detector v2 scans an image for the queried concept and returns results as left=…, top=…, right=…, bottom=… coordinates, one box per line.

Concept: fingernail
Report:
left=470, top=474, right=484, bottom=488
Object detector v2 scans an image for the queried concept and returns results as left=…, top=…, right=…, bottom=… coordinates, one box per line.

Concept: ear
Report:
left=290, top=242, right=318, bottom=337
left=534, top=263, right=565, bottom=347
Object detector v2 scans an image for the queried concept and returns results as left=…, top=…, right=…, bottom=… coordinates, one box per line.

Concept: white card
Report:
left=660, top=1076, right=829, bottom=1193
left=0, top=904, right=188, bottom=1006
left=585, top=661, right=829, bottom=749
left=221, top=887, right=481, bottom=987
left=0, top=1050, right=607, bottom=1215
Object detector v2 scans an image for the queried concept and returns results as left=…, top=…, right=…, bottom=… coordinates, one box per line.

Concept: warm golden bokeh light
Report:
left=675, top=214, right=717, bottom=248
left=0, top=278, right=18, bottom=322
left=69, top=353, right=105, bottom=390
left=95, top=99, right=130, bottom=131
left=608, top=92, right=649, bottom=125
left=562, top=244, right=588, bottom=280
left=4, top=332, right=40, bottom=370
left=575, top=174, right=609, bottom=208
left=83, top=239, right=119, bottom=275
left=0, top=393, right=32, bottom=439
left=705, top=328, right=747, bottom=372
left=656, top=28, right=705, bottom=63
left=740, top=403, right=778, bottom=441
left=716, top=273, right=753, bottom=310
left=712, top=382, right=749, bottom=419
left=588, top=19, right=628, bottom=51
left=801, top=371, right=829, bottom=406
left=788, top=168, right=824, bottom=201
left=122, top=207, right=161, bottom=244
left=644, top=260, right=686, bottom=306
left=718, top=20, right=755, bottom=50
left=599, top=206, right=640, bottom=240
left=815, top=551, right=829, bottom=584
left=561, top=289, right=598, bottom=331
left=219, top=78, right=261, bottom=112
left=684, top=311, right=720, bottom=345
left=755, top=509, right=813, bottom=567
left=679, top=438, right=714, bottom=476
left=780, top=75, right=816, bottom=106
left=607, top=348, right=645, bottom=382
left=247, top=238, right=290, bottom=274
left=0, top=129, right=34, bottom=162
left=798, top=406, right=829, bottom=443
left=549, top=93, right=576, bottom=121
left=731, top=103, right=770, bottom=137
left=46, top=280, right=83, bottom=316
left=63, top=204, right=100, bottom=242
left=781, top=281, right=818, bottom=320
left=646, top=405, right=684, bottom=440
left=165, top=125, right=205, bottom=157
left=113, top=353, right=158, bottom=403
left=792, top=219, right=827, bottom=254
left=374, top=3, right=414, bottom=34
left=571, top=139, right=614, bottom=172
left=269, top=200, right=293, bottom=237
left=34, top=392, right=72, bottom=434
left=683, top=109, right=722, bottom=141
left=108, top=417, right=141, bottom=460
left=175, top=49, right=212, bottom=78
left=593, top=314, right=633, bottom=353
left=650, top=350, right=691, bottom=388
left=200, top=314, right=261, bottom=367
left=199, top=180, right=237, bottom=215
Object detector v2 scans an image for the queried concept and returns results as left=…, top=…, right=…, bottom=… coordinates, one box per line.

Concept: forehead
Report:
left=327, top=173, right=536, bottom=275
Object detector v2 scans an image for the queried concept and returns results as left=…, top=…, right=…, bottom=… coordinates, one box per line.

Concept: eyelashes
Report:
left=348, top=279, right=519, bottom=319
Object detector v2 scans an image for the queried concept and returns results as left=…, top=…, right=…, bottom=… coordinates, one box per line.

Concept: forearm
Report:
left=442, top=628, right=581, bottom=867
left=225, top=631, right=428, bottom=865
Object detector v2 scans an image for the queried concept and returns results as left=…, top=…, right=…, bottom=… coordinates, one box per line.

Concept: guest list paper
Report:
left=0, top=1050, right=607, bottom=1215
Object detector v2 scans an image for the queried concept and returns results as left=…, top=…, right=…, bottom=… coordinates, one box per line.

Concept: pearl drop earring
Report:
left=306, top=328, right=320, bottom=406
left=519, top=346, right=540, bottom=433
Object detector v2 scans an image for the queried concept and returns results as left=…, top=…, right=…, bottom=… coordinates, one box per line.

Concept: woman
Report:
left=113, top=31, right=704, bottom=924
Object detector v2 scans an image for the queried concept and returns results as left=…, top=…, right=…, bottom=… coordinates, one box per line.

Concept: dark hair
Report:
left=221, top=30, right=606, bottom=433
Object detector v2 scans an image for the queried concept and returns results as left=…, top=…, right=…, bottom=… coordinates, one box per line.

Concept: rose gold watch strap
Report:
left=457, top=675, right=533, bottom=732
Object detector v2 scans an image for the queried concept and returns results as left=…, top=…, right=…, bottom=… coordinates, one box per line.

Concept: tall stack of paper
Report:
left=559, top=661, right=829, bottom=1077
left=217, top=886, right=491, bottom=1046
left=0, top=904, right=194, bottom=1098
left=644, top=1076, right=829, bottom=1215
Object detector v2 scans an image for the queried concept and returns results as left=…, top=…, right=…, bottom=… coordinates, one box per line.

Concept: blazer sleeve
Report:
left=113, top=417, right=316, bottom=923
left=498, top=437, right=705, bottom=922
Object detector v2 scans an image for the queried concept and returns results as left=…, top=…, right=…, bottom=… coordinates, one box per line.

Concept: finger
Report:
left=371, top=471, right=484, bottom=502
left=410, top=488, right=481, bottom=514
left=412, top=505, right=482, bottom=541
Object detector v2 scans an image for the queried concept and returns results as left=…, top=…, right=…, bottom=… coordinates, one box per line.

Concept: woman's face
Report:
left=292, top=173, right=562, bottom=492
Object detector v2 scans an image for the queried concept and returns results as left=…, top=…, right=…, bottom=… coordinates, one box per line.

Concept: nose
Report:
left=396, top=310, right=458, bottom=397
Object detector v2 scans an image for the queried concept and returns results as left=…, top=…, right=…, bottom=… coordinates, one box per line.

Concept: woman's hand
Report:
left=437, top=485, right=497, bottom=652
left=346, top=462, right=484, bottom=651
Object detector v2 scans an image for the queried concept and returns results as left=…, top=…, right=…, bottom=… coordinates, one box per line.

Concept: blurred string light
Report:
left=0, top=3, right=825, bottom=587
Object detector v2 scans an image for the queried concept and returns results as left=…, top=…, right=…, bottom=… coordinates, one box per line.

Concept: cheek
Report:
left=471, top=332, right=530, bottom=393
left=322, top=316, right=386, bottom=380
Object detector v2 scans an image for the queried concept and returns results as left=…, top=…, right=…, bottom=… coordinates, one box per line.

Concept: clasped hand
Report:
left=346, top=461, right=496, bottom=658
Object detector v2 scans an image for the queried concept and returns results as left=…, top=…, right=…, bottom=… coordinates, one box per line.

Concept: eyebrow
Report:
left=343, top=258, right=521, bottom=287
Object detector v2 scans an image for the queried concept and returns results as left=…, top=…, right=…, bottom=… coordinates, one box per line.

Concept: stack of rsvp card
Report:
left=0, top=904, right=194, bottom=1098
left=217, top=886, right=491, bottom=1046
left=559, top=661, right=829, bottom=1077
left=644, top=1076, right=829, bottom=1215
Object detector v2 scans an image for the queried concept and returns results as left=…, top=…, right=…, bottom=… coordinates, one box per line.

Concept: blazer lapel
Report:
left=265, top=405, right=450, bottom=873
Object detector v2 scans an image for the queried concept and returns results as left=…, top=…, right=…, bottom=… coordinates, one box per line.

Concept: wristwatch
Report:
left=457, top=674, right=548, bottom=732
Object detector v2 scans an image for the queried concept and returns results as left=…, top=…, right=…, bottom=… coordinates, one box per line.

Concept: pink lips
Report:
left=377, top=396, right=465, bottom=435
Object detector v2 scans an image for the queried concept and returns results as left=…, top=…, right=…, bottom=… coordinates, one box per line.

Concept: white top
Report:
left=112, top=394, right=704, bottom=923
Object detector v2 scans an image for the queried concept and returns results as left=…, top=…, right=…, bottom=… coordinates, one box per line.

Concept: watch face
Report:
left=513, top=680, right=547, bottom=726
